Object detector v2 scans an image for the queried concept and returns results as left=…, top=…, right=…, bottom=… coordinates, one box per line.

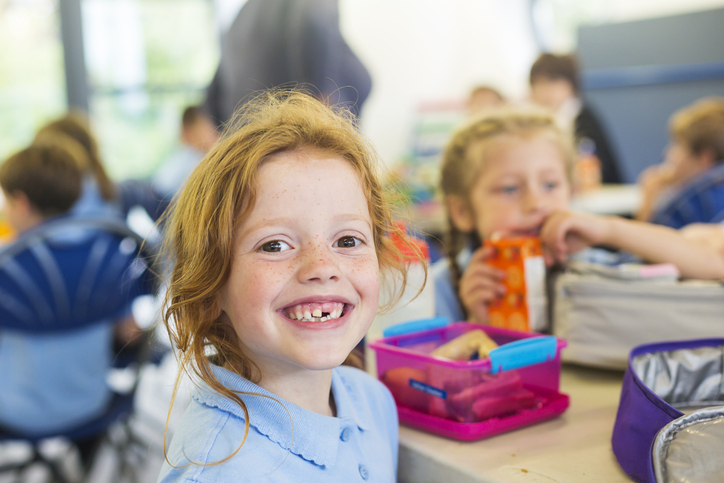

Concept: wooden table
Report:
left=397, top=364, right=633, bottom=483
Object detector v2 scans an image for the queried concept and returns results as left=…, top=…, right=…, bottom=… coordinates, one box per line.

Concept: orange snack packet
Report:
left=483, top=237, right=547, bottom=332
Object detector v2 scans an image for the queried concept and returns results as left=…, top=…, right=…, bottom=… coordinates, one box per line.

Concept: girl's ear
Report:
left=446, top=195, right=476, bottom=233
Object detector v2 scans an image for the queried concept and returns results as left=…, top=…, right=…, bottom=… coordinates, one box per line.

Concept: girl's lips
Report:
left=508, top=226, right=542, bottom=238
left=280, top=295, right=354, bottom=308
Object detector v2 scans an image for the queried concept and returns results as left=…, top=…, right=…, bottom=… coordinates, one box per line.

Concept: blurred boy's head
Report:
left=665, top=98, right=724, bottom=181
left=181, top=105, right=219, bottom=153
left=529, top=53, right=579, bottom=111
left=468, top=86, right=504, bottom=116
left=0, top=135, right=85, bottom=233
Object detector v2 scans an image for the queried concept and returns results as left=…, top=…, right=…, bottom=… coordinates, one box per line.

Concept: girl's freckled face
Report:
left=218, top=151, right=380, bottom=374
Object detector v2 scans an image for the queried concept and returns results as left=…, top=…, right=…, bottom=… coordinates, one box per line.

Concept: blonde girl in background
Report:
left=158, top=90, right=416, bottom=482
left=433, top=108, right=724, bottom=324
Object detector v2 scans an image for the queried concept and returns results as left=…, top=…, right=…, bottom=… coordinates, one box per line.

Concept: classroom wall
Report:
left=578, top=7, right=724, bottom=182
left=339, top=0, right=537, bottom=166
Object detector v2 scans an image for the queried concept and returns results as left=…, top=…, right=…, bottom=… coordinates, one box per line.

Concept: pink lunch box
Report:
left=368, top=322, right=569, bottom=441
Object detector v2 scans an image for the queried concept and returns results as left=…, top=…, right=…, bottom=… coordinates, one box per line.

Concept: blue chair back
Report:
left=0, top=216, right=157, bottom=333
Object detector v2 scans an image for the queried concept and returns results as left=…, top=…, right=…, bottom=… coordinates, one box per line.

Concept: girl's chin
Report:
left=296, top=355, right=354, bottom=372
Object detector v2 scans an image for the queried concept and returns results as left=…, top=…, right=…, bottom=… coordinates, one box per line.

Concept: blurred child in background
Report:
left=529, top=53, right=622, bottom=187
left=637, top=97, right=724, bottom=227
left=153, top=104, right=219, bottom=198
left=433, top=108, right=724, bottom=324
left=0, top=136, right=110, bottom=465
left=37, top=112, right=154, bottom=356
left=467, top=85, right=505, bottom=117
left=0, top=135, right=83, bottom=235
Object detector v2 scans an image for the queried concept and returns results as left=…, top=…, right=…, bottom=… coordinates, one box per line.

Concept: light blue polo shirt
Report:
left=158, top=364, right=398, bottom=482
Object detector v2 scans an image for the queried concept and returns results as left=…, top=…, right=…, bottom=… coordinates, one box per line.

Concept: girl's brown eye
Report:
left=261, top=240, right=290, bottom=252
left=335, top=236, right=361, bottom=248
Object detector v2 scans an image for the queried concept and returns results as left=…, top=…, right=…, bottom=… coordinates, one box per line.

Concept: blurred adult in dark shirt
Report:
left=205, top=0, right=372, bottom=125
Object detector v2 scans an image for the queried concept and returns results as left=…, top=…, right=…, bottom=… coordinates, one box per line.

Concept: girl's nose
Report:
left=297, top=243, right=341, bottom=284
left=523, top=189, right=546, bottom=213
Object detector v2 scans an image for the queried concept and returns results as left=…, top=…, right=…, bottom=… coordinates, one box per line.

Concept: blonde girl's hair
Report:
left=669, top=97, right=724, bottom=162
left=161, top=89, right=419, bottom=467
left=35, top=110, right=116, bottom=201
left=439, top=108, right=575, bottom=315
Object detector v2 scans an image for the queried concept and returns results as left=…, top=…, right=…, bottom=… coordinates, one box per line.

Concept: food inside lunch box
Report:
left=380, top=329, right=538, bottom=423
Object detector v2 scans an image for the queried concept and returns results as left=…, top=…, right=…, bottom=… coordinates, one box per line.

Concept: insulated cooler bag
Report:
left=612, top=339, right=724, bottom=483
left=552, top=262, right=724, bottom=369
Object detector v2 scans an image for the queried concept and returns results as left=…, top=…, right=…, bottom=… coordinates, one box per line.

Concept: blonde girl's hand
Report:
left=540, top=210, right=614, bottom=265
left=458, top=246, right=506, bottom=324
left=680, top=223, right=724, bottom=260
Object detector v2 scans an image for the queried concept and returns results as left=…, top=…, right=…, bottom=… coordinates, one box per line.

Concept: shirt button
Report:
left=359, top=464, right=369, bottom=480
left=340, top=427, right=351, bottom=442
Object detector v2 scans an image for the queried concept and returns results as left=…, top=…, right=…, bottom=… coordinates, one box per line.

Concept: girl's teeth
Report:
left=285, top=302, right=346, bottom=321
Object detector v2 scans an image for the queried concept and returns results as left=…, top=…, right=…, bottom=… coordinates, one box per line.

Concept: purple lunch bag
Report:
left=612, top=338, right=724, bottom=483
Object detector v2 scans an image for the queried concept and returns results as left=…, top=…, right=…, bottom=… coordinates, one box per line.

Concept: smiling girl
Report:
left=158, top=91, right=415, bottom=482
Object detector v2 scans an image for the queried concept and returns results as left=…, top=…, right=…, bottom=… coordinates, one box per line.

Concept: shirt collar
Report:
left=456, top=245, right=473, bottom=271
left=331, top=367, right=370, bottom=432
left=193, top=364, right=368, bottom=468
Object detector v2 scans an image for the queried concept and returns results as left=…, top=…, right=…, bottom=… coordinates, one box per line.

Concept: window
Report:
left=82, top=0, right=219, bottom=179
left=0, top=0, right=66, bottom=161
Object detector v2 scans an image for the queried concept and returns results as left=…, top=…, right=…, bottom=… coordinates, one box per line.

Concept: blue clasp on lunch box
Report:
left=382, top=317, right=451, bottom=337
left=488, top=335, right=557, bottom=374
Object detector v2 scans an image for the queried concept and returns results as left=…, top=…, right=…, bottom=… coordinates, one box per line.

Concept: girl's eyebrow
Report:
left=538, top=167, right=566, bottom=176
left=241, top=213, right=373, bottom=236
left=237, top=216, right=296, bottom=238
left=333, top=213, right=373, bottom=231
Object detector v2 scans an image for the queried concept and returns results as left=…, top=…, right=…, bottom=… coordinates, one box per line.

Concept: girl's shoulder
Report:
left=157, top=390, right=283, bottom=482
